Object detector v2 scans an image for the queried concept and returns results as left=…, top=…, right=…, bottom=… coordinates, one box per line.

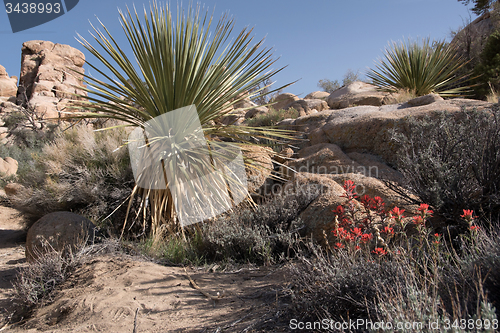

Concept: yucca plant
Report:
left=68, top=1, right=294, bottom=243
left=367, top=38, right=473, bottom=97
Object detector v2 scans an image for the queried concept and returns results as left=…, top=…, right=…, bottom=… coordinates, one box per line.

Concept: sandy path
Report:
left=0, top=205, right=27, bottom=329
left=0, top=206, right=291, bottom=332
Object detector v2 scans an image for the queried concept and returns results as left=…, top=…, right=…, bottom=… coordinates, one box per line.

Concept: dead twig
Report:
left=132, top=307, right=139, bottom=333
left=183, top=267, right=220, bottom=302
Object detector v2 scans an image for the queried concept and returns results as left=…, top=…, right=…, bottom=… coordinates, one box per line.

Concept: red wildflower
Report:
left=418, top=203, right=430, bottom=211
left=361, top=233, right=373, bottom=243
left=417, top=203, right=434, bottom=216
left=461, top=209, right=475, bottom=219
left=351, top=227, right=363, bottom=238
left=334, top=242, right=344, bottom=249
left=332, top=227, right=346, bottom=237
left=343, top=232, right=355, bottom=242
left=461, top=209, right=478, bottom=224
left=390, top=207, right=405, bottom=218
left=342, top=180, right=358, bottom=199
left=361, top=195, right=373, bottom=208
left=470, top=225, right=480, bottom=232
left=334, top=205, right=345, bottom=217
left=413, top=216, right=424, bottom=226
left=372, top=247, right=387, bottom=256
left=381, top=226, right=394, bottom=235
left=372, top=196, right=385, bottom=210
left=433, top=233, right=441, bottom=245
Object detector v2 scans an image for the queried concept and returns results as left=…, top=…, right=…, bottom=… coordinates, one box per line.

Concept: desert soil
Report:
left=0, top=205, right=292, bottom=332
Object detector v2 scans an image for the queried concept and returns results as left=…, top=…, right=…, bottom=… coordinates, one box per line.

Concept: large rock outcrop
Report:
left=16, top=40, right=87, bottom=119
left=327, top=81, right=396, bottom=109
left=281, top=97, right=494, bottom=165
left=304, top=91, right=330, bottom=100
left=0, top=65, right=17, bottom=103
left=271, top=93, right=300, bottom=111
left=281, top=143, right=404, bottom=183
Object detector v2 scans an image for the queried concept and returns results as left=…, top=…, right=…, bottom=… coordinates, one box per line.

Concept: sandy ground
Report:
left=0, top=206, right=293, bottom=332
left=0, top=205, right=27, bottom=330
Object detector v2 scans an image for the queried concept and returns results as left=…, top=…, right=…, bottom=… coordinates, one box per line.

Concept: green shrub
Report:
left=474, top=29, right=500, bottom=99
left=194, top=191, right=317, bottom=265
left=317, top=69, right=362, bottom=93
left=391, top=106, right=500, bottom=226
left=142, top=191, right=317, bottom=266
left=246, top=107, right=299, bottom=127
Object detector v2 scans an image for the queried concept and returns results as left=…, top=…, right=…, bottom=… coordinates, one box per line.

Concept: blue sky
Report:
left=0, top=0, right=476, bottom=97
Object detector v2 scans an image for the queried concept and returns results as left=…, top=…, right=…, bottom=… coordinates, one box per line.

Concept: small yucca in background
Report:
left=367, top=38, right=473, bottom=97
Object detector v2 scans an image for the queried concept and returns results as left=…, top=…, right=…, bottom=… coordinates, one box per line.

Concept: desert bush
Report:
left=317, top=78, right=340, bottom=94
left=287, top=244, right=408, bottom=325
left=13, top=252, right=70, bottom=307
left=246, top=107, right=299, bottom=127
left=142, top=191, right=317, bottom=265
left=195, top=190, right=319, bottom=264
left=250, top=78, right=284, bottom=106
left=317, top=69, right=363, bottom=94
left=371, top=230, right=500, bottom=333
left=391, top=106, right=500, bottom=226
left=13, top=238, right=125, bottom=309
left=10, top=123, right=136, bottom=232
left=441, top=226, right=500, bottom=317
left=283, top=181, right=499, bottom=332
left=474, top=28, right=500, bottom=99
left=0, top=109, right=60, bottom=187
left=367, top=38, right=473, bottom=97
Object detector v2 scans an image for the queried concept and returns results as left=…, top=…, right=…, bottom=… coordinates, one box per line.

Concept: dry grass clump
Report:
left=9, top=123, right=135, bottom=231
left=12, top=238, right=123, bottom=311
left=385, top=88, right=418, bottom=104
left=13, top=252, right=70, bottom=308
left=486, top=82, right=500, bottom=104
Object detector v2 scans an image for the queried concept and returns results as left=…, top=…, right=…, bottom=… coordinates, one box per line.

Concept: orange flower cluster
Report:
left=331, top=180, right=436, bottom=257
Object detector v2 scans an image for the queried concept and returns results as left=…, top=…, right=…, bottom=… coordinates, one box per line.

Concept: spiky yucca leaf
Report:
left=68, top=1, right=294, bottom=241
left=367, top=38, right=473, bottom=97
